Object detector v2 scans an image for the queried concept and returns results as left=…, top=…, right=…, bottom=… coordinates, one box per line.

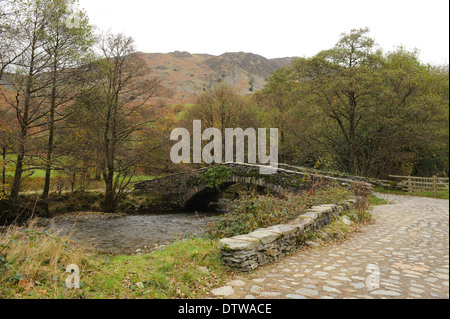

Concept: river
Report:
left=38, top=210, right=224, bottom=255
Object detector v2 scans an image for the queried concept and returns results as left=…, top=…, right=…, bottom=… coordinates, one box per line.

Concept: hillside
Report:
left=136, top=51, right=293, bottom=105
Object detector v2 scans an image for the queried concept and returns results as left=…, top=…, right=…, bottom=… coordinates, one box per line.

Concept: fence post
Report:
left=433, top=175, right=437, bottom=197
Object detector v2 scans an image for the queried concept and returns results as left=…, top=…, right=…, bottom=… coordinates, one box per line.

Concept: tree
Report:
left=287, top=28, right=446, bottom=177
left=1, top=0, right=95, bottom=205
left=290, top=28, right=382, bottom=174
left=2, top=0, right=55, bottom=200
left=183, top=84, right=257, bottom=140
left=184, top=84, right=255, bottom=132
left=354, top=48, right=444, bottom=177
left=407, top=64, right=449, bottom=177
left=76, top=32, right=164, bottom=213
left=181, top=84, right=258, bottom=165
left=139, top=102, right=184, bottom=175
left=40, top=0, right=94, bottom=203
left=254, top=66, right=321, bottom=164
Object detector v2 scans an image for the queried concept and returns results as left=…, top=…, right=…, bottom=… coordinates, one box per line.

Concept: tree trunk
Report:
left=1, top=146, right=6, bottom=190
left=71, top=172, right=76, bottom=193
left=10, top=22, right=38, bottom=201
left=42, top=76, right=57, bottom=201
left=42, top=119, right=54, bottom=199
left=10, top=131, right=25, bottom=200
left=348, top=94, right=358, bottom=175
left=103, top=170, right=115, bottom=213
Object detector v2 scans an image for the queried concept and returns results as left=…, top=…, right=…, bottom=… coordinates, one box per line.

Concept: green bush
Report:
left=207, top=194, right=305, bottom=238
left=208, top=183, right=352, bottom=239
left=198, top=166, right=232, bottom=190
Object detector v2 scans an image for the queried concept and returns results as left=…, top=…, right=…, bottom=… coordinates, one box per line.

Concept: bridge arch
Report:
left=182, top=181, right=281, bottom=211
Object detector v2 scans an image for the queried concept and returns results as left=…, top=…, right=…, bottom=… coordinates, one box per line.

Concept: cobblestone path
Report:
left=211, top=193, right=449, bottom=299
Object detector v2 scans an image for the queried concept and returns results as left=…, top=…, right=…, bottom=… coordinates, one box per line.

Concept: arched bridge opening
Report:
left=183, top=182, right=279, bottom=212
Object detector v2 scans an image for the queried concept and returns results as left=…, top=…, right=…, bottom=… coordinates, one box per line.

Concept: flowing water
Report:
left=38, top=210, right=224, bottom=255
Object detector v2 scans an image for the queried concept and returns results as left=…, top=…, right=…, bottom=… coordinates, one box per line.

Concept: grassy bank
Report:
left=0, top=221, right=232, bottom=299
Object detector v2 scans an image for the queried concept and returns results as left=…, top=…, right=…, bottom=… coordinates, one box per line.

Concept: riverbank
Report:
left=0, top=190, right=198, bottom=226
left=0, top=221, right=233, bottom=299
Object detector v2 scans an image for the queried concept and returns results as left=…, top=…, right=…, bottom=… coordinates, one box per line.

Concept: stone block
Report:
left=303, top=211, right=319, bottom=219
left=310, top=205, right=334, bottom=213
left=297, top=217, right=314, bottom=229
left=341, top=216, right=352, bottom=225
left=211, top=286, right=235, bottom=297
left=219, top=238, right=259, bottom=251
left=247, top=230, right=280, bottom=245
left=266, top=224, right=297, bottom=236
left=233, top=235, right=261, bottom=245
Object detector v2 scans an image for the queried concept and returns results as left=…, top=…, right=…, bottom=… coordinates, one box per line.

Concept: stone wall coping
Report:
left=246, top=229, right=281, bottom=245
left=266, top=225, right=297, bottom=236
left=219, top=201, right=350, bottom=251
left=218, top=238, right=260, bottom=251
left=303, top=211, right=321, bottom=219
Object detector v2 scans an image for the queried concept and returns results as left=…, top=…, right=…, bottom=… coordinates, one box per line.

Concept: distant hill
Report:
left=136, top=51, right=294, bottom=105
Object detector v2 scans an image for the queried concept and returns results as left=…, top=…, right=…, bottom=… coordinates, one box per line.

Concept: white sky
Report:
left=77, top=0, right=449, bottom=65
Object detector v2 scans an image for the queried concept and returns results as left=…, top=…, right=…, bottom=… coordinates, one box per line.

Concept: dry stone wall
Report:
left=218, top=199, right=357, bottom=272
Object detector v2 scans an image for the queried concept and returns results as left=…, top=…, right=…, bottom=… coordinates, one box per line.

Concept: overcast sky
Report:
left=77, top=0, right=449, bottom=65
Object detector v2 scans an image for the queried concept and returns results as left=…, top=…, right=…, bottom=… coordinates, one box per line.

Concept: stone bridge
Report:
left=133, top=163, right=373, bottom=211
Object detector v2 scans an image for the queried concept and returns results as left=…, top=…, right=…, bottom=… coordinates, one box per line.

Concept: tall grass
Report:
left=0, top=219, right=88, bottom=298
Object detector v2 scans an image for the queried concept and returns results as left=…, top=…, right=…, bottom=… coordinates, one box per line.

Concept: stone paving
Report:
left=210, top=193, right=449, bottom=299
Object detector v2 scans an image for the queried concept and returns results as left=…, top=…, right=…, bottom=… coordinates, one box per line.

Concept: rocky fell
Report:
left=136, top=51, right=293, bottom=105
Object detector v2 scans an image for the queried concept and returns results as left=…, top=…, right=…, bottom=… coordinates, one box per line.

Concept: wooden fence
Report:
left=389, top=175, right=449, bottom=195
